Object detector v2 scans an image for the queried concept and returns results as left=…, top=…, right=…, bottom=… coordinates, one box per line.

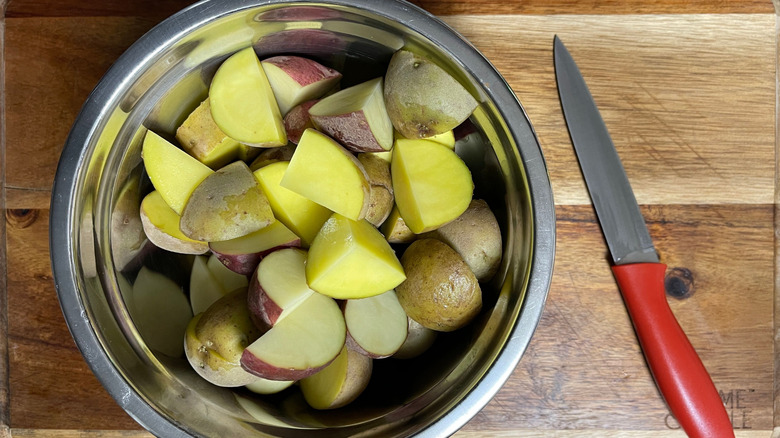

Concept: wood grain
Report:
left=444, top=14, right=776, bottom=206
left=4, top=15, right=774, bottom=209
left=1, top=9, right=10, bottom=437
left=4, top=16, right=161, bottom=210
left=1, top=3, right=776, bottom=437
left=7, top=430, right=772, bottom=438
left=4, top=0, right=775, bottom=18
left=5, top=209, right=140, bottom=430
left=5, top=204, right=773, bottom=431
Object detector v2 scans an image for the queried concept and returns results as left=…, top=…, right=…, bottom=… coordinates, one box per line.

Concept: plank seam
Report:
left=0, top=7, right=10, bottom=436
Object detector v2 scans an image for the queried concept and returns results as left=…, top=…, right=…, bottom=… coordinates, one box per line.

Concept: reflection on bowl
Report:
left=50, top=1, right=555, bottom=436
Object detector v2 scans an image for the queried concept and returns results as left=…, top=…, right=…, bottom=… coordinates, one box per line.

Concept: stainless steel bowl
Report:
left=50, top=1, right=555, bottom=436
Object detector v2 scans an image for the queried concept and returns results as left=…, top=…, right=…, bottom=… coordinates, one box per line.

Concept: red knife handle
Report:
left=612, top=263, right=734, bottom=438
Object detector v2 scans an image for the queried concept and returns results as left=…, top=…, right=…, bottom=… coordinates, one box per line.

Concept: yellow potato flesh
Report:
left=426, top=130, right=456, bottom=148
left=142, top=131, right=213, bottom=215
left=253, top=161, right=332, bottom=246
left=176, top=99, right=246, bottom=169
left=300, top=345, right=371, bottom=410
left=209, top=220, right=299, bottom=255
left=306, top=213, right=405, bottom=299
left=391, top=138, right=473, bottom=234
left=280, top=129, right=370, bottom=221
left=141, top=191, right=206, bottom=245
left=394, top=129, right=456, bottom=149
left=209, top=47, right=286, bottom=146
left=300, top=345, right=349, bottom=410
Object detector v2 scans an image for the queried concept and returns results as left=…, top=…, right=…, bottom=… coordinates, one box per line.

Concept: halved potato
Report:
left=140, top=191, right=209, bottom=255
left=253, top=160, right=332, bottom=246
left=384, top=50, right=477, bottom=139
left=306, top=213, right=405, bottom=299
left=391, top=138, right=473, bottom=234
left=180, top=161, right=274, bottom=242
left=280, top=128, right=370, bottom=221
left=142, top=130, right=213, bottom=215
left=209, top=47, right=286, bottom=146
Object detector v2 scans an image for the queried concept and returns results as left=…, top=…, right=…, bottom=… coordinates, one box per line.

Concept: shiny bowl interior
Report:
left=49, top=1, right=556, bottom=436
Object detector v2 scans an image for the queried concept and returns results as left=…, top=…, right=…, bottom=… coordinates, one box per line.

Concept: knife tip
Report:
left=553, top=35, right=563, bottom=51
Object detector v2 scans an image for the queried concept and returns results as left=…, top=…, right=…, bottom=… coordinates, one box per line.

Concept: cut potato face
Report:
left=309, top=77, right=393, bottom=152
left=189, top=255, right=228, bottom=315
left=241, top=291, right=346, bottom=381
left=131, top=266, right=193, bottom=357
left=384, top=50, right=478, bottom=139
left=391, top=138, right=473, bottom=234
left=247, top=248, right=314, bottom=327
left=306, top=213, right=406, bottom=299
left=344, top=290, right=408, bottom=358
left=245, top=377, right=294, bottom=395
left=207, top=254, right=249, bottom=293
left=300, top=345, right=372, bottom=410
left=253, top=160, right=332, bottom=246
left=180, top=161, right=274, bottom=242
left=209, top=47, right=287, bottom=146
left=184, top=289, right=263, bottom=387
left=261, top=55, right=341, bottom=115
left=142, top=131, right=213, bottom=215
left=140, top=191, right=209, bottom=255
left=209, top=220, right=301, bottom=276
left=281, top=128, right=370, bottom=221
left=395, top=128, right=455, bottom=149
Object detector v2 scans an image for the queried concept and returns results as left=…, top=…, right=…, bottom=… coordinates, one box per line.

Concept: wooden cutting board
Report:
left=1, top=0, right=776, bottom=436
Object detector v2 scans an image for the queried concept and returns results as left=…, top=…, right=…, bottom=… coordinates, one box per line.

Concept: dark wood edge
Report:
left=1, top=0, right=777, bottom=18
left=0, top=6, right=10, bottom=436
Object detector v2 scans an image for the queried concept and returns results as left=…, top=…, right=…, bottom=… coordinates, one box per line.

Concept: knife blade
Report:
left=553, top=35, right=733, bottom=438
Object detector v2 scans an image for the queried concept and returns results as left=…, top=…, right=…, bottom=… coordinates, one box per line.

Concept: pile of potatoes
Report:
left=135, top=46, right=504, bottom=411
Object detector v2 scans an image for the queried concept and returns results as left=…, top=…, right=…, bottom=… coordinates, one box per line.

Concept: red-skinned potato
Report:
left=246, top=248, right=314, bottom=327
left=283, top=100, right=318, bottom=144
left=240, top=290, right=346, bottom=381
left=343, top=290, right=407, bottom=359
left=209, top=220, right=301, bottom=276
left=261, top=56, right=341, bottom=115
left=309, top=77, right=393, bottom=153
left=241, top=248, right=346, bottom=381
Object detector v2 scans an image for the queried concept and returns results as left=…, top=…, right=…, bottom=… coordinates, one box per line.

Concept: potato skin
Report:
left=423, top=199, right=502, bottom=282
left=184, top=289, right=264, bottom=387
left=396, top=239, right=481, bottom=332
left=384, top=50, right=478, bottom=139
left=357, top=153, right=394, bottom=227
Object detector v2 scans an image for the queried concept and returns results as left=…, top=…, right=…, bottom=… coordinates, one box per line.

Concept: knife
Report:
left=553, top=36, right=733, bottom=438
